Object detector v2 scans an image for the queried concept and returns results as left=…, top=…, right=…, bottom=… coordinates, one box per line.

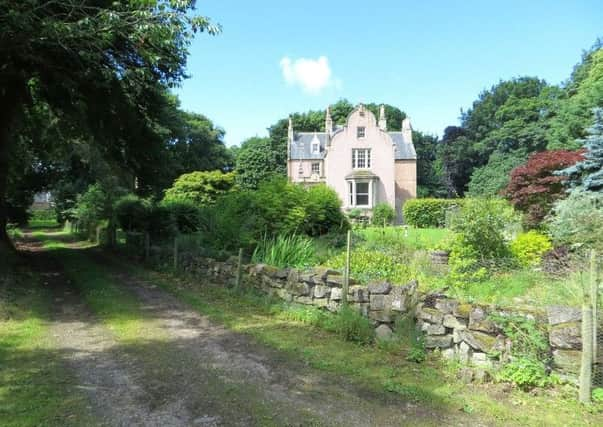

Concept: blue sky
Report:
left=174, top=0, right=602, bottom=146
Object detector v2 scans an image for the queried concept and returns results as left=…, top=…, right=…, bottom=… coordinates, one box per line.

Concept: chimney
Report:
left=378, top=104, right=387, bottom=131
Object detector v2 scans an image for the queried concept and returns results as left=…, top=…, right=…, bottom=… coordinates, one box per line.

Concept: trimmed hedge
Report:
left=402, top=198, right=464, bottom=228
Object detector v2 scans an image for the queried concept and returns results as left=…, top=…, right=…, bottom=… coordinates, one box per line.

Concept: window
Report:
left=312, top=142, right=320, bottom=154
left=355, top=182, right=369, bottom=206
left=348, top=181, right=372, bottom=207
left=311, top=162, right=320, bottom=175
left=352, top=149, right=371, bottom=169
left=357, top=126, right=366, bottom=138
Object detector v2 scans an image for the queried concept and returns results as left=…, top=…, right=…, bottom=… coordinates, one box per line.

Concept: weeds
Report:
left=252, top=234, right=316, bottom=268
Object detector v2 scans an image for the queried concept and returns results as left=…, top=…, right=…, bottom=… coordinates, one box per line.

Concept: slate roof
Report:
left=289, top=131, right=416, bottom=161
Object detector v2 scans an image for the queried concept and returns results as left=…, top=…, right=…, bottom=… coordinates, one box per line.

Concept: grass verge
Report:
left=0, top=264, right=95, bottom=426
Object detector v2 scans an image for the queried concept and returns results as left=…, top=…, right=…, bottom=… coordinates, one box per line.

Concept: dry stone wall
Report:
left=176, top=253, right=583, bottom=382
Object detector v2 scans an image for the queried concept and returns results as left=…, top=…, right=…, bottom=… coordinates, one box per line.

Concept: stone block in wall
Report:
left=458, top=341, right=472, bottom=363
left=459, top=330, right=498, bottom=353
left=276, top=288, right=293, bottom=302
left=375, top=324, right=393, bottom=341
left=327, top=300, right=340, bottom=312
left=369, top=310, right=392, bottom=323
left=252, top=264, right=279, bottom=277
left=443, top=314, right=467, bottom=330
left=424, top=335, right=453, bottom=349
left=326, top=274, right=357, bottom=287
left=421, top=322, right=446, bottom=335
left=389, top=287, right=407, bottom=312
left=367, top=281, right=392, bottom=294
left=312, top=298, right=329, bottom=308
left=453, top=303, right=472, bottom=319
left=261, top=275, right=282, bottom=289
left=299, top=273, right=315, bottom=284
left=313, top=285, right=331, bottom=299
left=285, top=281, right=311, bottom=297
left=435, top=298, right=458, bottom=315
left=294, top=296, right=313, bottom=305
left=312, top=267, right=340, bottom=283
left=468, top=307, right=496, bottom=333
left=287, top=269, right=300, bottom=284
left=330, top=288, right=342, bottom=301
left=547, top=306, right=581, bottom=326
left=370, top=294, right=386, bottom=310
left=549, top=322, right=581, bottom=349
left=418, top=307, right=444, bottom=324
left=351, top=303, right=370, bottom=317
left=552, top=349, right=581, bottom=375
left=442, top=348, right=456, bottom=360
left=471, top=352, right=493, bottom=369
left=349, top=286, right=369, bottom=303
left=275, top=268, right=290, bottom=280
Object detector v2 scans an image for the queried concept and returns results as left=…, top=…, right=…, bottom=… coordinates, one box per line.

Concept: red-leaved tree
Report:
left=503, top=150, right=584, bottom=227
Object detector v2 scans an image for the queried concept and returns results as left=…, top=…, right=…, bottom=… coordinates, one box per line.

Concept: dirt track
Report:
left=19, top=232, right=475, bottom=426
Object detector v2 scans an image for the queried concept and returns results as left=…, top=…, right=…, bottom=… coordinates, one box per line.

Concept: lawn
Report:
left=317, top=225, right=581, bottom=307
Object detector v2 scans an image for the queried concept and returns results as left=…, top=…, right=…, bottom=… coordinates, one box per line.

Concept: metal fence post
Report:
left=342, top=229, right=351, bottom=307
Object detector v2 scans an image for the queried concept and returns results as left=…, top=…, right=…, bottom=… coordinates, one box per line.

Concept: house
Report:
left=287, top=103, right=417, bottom=222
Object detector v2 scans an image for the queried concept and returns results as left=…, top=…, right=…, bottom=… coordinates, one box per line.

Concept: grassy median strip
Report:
left=0, top=267, right=95, bottom=427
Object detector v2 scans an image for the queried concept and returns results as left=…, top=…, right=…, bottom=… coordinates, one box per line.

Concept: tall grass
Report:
left=252, top=234, right=316, bottom=268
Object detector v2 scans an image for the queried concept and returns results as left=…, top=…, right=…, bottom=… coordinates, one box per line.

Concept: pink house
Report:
left=287, top=104, right=417, bottom=222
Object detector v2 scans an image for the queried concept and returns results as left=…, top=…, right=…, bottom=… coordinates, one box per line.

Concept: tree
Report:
left=163, top=171, right=236, bottom=205
left=503, top=150, right=584, bottom=227
left=235, top=137, right=284, bottom=189
left=0, top=1, right=219, bottom=253
left=558, top=108, right=603, bottom=192
left=467, top=150, right=528, bottom=197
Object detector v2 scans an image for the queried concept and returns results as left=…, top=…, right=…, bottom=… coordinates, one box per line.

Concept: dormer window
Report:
left=357, top=126, right=366, bottom=138
left=312, top=142, right=319, bottom=154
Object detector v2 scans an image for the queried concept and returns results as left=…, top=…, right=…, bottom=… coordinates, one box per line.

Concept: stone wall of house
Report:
left=177, top=253, right=583, bottom=382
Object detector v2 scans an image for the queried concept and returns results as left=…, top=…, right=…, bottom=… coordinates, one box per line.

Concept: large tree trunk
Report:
left=0, top=78, right=27, bottom=257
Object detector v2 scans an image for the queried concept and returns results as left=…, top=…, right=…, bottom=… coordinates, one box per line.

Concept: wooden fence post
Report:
left=173, top=235, right=179, bottom=270
left=235, top=248, right=243, bottom=290
left=579, top=250, right=595, bottom=404
left=144, top=232, right=150, bottom=261
left=342, top=229, right=351, bottom=307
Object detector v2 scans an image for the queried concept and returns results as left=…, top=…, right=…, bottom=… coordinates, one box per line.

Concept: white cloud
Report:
left=279, top=56, right=338, bottom=94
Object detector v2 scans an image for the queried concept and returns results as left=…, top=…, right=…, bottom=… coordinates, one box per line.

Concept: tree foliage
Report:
left=163, top=171, right=236, bottom=205
left=558, top=108, right=603, bottom=192
left=503, top=150, right=584, bottom=227
left=0, top=0, right=219, bottom=251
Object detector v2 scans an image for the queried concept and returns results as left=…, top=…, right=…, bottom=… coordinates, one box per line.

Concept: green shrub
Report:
left=160, top=200, right=203, bottom=234
left=304, top=184, right=348, bottom=236
left=323, top=306, right=374, bottom=345
left=372, top=203, right=395, bottom=226
left=114, top=195, right=151, bottom=232
left=347, top=208, right=362, bottom=219
left=490, top=314, right=552, bottom=390
left=510, top=231, right=553, bottom=267
left=402, top=198, right=463, bottom=228
left=593, top=388, right=603, bottom=403
left=446, top=198, right=520, bottom=287
left=163, top=170, right=236, bottom=205
left=252, top=234, right=316, bottom=268
left=547, top=189, right=603, bottom=252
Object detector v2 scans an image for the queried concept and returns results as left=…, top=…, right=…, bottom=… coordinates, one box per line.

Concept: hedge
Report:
left=402, top=198, right=464, bottom=228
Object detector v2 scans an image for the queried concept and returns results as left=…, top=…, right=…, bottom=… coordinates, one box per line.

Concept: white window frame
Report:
left=357, top=126, right=366, bottom=138
left=312, top=142, right=320, bottom=154
left=348, top=180, right=374, bottom=208
left=352, top=148, right=371, bottom=169
left=311, top=162, right=320, bottom=175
